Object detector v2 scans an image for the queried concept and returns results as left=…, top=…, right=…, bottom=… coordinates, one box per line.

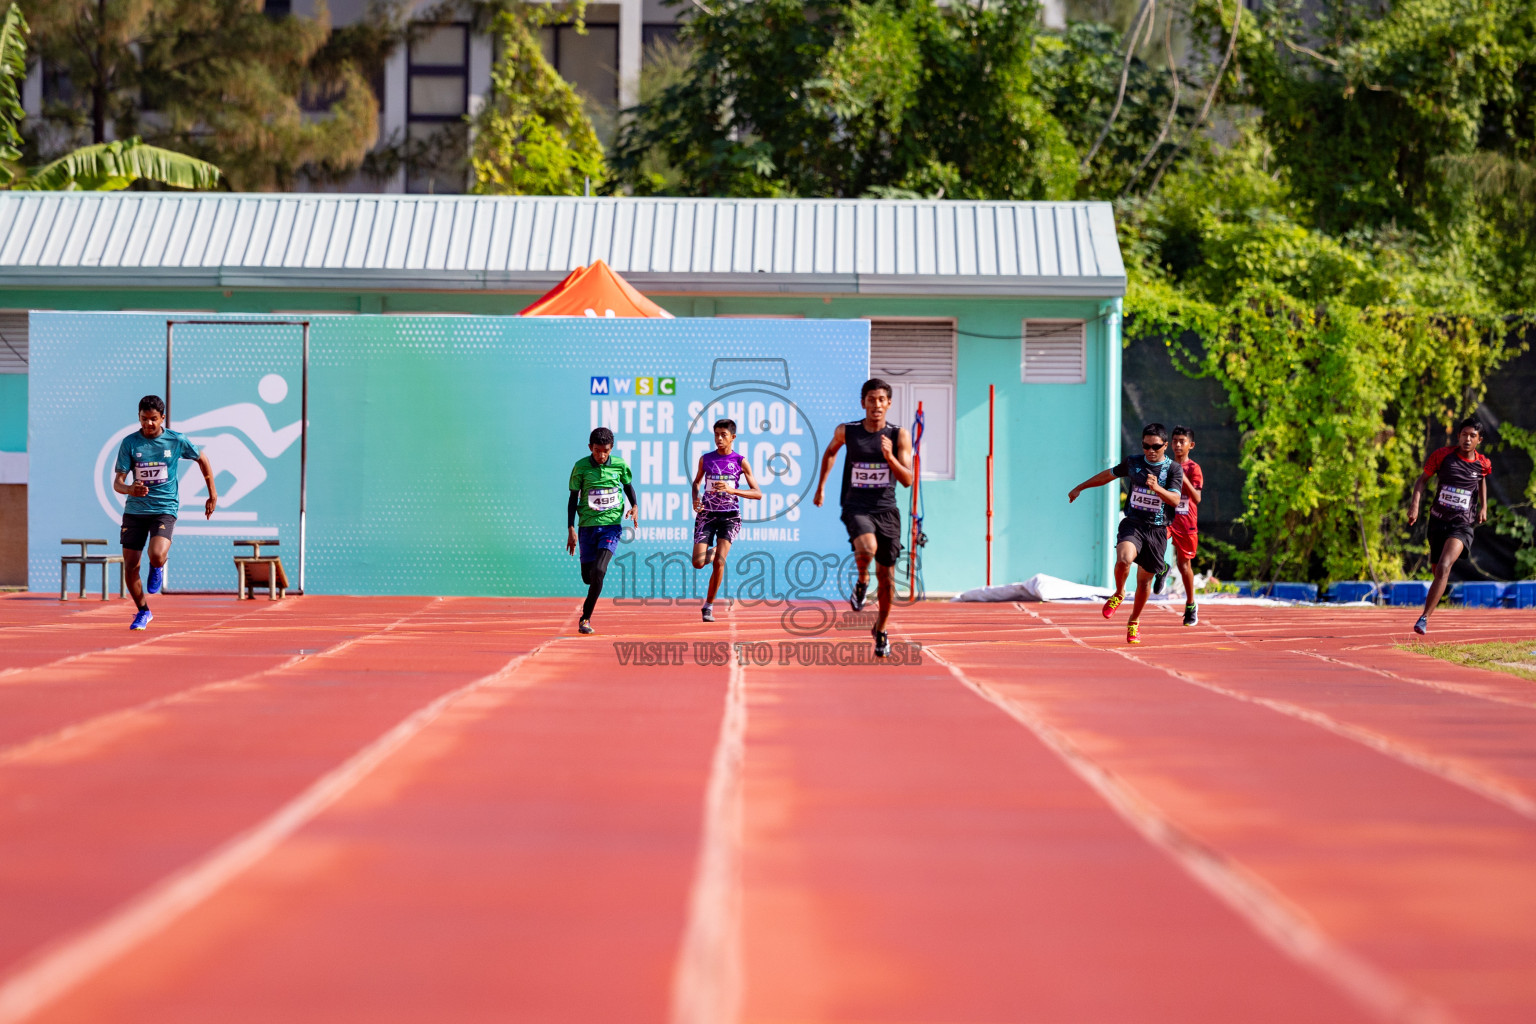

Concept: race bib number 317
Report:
left=851, top=462, right=891, bottom=487
left=135, top=462, right=170, bottom=485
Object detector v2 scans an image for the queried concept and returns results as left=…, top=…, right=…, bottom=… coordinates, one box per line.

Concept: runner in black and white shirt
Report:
left=1407, top=418, right=1491, bottom=635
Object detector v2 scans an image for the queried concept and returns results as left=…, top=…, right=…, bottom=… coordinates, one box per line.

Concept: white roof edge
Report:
left=0, top=193, right=1127, bottom=297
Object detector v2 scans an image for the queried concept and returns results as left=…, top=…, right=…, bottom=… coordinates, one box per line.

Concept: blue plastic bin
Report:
left=1326, top=581, right=1377, bottom=602
left=1388, top=581, right=1430, bottom=606
left=1454, top=582, right=1506, bottom=608
left=1505, top=581, right=1536, bottom=609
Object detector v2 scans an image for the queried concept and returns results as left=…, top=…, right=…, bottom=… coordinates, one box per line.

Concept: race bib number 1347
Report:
left=851, top=462, right=891, bottom=487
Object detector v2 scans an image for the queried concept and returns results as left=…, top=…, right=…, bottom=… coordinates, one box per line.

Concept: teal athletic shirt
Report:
left=115, top=429, right=201, bottom=517
left=569, top=455, right=633, bottom=527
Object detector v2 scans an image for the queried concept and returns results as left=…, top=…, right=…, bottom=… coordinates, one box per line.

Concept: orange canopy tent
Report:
left=518, top=259, right=674, bottom=318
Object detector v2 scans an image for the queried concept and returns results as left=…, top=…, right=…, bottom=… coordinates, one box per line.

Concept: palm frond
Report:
left=0, top=3, right=31, bottom=181
left=24, top=137, right=223, bottom=191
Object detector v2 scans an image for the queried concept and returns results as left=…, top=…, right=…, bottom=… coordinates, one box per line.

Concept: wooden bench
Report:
left=234, top=539, right=288, bottom=600
left=60, top=539, right=124, bottom=601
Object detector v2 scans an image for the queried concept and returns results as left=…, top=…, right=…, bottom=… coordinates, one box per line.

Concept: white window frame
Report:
left=1021, top=318, right=1087, bottom=385
left=866, top=316, right=956, bottom=481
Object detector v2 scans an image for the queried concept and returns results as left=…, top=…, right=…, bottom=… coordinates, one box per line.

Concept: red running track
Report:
left=1, top=592, right=1535, bottom=1023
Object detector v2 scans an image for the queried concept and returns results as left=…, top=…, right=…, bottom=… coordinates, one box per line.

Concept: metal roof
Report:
left=0, top=193, right=1126, bottom=298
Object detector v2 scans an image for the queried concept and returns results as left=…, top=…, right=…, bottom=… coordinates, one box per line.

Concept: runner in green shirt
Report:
left=567, top=427, right=638, bottom=634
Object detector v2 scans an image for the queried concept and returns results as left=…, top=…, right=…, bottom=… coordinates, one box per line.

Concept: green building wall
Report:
left=0, top=285, right=1122, bottom=593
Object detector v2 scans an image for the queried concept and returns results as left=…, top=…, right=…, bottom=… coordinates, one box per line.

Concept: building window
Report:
left=539, top=23, right=620, bottom=109
left=1021, top=320, right=1087, bottom=384
left=869, top=318, right=956, bottom=480
left=407, top=23, right=470, bottom=193
left=264, top=0, right=293, bottom=18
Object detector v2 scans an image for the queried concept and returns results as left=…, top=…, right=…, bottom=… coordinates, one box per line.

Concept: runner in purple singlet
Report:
left=691, top=418, right=762, bottom=622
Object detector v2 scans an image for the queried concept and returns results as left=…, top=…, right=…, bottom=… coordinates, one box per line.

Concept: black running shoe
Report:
left=578, top=619, right=594, bottom=635
left=1183, top=603, right=1198, bottom=627
left=873, top=629, right=891, bottom=658
left=851, top=580, right=868, bottom=612
left=1153, top=568, right=1168, bottom=595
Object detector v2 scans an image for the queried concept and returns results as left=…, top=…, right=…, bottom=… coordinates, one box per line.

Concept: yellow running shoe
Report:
left=1102, top=593, right=1124, bottom=618
left=1127, top=620, right=1141, bottom=645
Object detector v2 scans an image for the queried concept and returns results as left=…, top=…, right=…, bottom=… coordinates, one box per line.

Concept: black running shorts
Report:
left=842, top=507, right=903, bottom=567
left=1428, top=517, right=1474, bottom=566
left=120, top=513, right=177, bottom=551
left=1116, top=517, right=1168, bottom=576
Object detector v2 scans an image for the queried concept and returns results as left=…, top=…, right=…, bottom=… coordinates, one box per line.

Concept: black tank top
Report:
left=840, top=420, right=900, bottom=512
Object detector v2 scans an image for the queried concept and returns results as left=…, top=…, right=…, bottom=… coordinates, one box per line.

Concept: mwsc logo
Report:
left=590, top=376, right=676, bottom=396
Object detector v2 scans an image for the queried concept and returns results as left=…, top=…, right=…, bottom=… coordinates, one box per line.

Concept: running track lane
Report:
left=0, top=598, right=570, bottom=988
left=10, top=606, right=729, bottom=1024
left=0, top=596, right=440, bottom=751
left=732, top=605, right=1373, bottom=1023
left=0, top=595, right=275, bottom=675
left=923, top=602, right=1536, bottom=1023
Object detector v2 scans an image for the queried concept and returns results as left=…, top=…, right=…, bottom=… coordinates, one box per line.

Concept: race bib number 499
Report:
left=1436, top=485, right=1473, bottom=511
left=851, top=461, right=891, bottom=487
left=586, top=487, right=621, bottom=511
left=1129, top=487, right=1162, bottom=512
left=135, top=462, right=170, bottom=485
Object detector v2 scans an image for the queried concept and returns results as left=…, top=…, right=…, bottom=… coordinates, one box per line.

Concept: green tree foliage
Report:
left=0, top=3, right=221, bottom=190
left=468, top=4, right=605, bottom=196
left=610, top=0, right=1078, bottom=198
left=24, top=0, right=388, bottom=190
left=1213, top=0, right=1536, bottom=237
left=1122, top=138, right=1522, bottom=582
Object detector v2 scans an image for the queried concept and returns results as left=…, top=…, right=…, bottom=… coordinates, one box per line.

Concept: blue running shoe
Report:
left=1413, top=614, right=1428, bottom=636
left=147, top=566, right=164, bottom=594
left=130, top=608, right=153, bottom=631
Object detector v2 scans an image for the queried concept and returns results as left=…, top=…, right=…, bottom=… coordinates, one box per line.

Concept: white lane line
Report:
left=0, top=600, right=448, bottom=766
left=0, top=637, right=557, bottom=1024
left=1018, top=606, right=1536, bottom=824
left=668, top=621, right=746, bottom=1024
left=1288, top=650, right=1536, bottom=713
left=924, top=645, right=1457, bottom=1024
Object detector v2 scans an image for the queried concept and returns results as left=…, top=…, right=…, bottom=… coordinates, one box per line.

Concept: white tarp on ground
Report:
left=952, top=573, right=1114, bottom=603
left=951, top=572, right=1303, bottom=605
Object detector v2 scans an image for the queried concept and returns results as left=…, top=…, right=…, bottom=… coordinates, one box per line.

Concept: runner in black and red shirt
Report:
left=1407, top=418, right=1491, bottom=635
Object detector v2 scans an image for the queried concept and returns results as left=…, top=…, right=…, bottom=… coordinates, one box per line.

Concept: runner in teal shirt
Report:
left=112, top=395, right=218, bottom=631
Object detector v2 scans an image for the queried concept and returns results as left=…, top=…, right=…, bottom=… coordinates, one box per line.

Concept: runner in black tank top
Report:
left=814, top=378, right=915, bottom=658
left=1408, top=418, right=1490, bottom=635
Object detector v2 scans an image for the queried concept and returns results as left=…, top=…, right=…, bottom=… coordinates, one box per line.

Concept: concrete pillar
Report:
left=619, top=0, right=642, bottom=110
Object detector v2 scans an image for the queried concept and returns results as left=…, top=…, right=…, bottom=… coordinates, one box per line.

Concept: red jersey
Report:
left=1423, top=447, right=1491, bottom=527
left=1170, top=458, right=1203, bottom=534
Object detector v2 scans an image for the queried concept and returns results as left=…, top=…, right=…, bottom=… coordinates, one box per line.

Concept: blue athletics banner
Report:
left=27, top=313, right=871, bottom=600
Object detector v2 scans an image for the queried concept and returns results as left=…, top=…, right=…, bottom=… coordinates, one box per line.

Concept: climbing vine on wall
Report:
left=1128, top=280, right=1520, bottom=583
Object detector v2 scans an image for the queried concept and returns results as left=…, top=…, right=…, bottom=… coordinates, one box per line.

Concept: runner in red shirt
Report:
left=1407, top=418, right=1491, bottom=635
left=1166, top=426, right=1203, bottom=626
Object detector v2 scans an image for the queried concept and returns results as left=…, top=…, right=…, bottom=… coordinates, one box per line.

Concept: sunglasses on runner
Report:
left=1142, top=441, right=1165, bottom=451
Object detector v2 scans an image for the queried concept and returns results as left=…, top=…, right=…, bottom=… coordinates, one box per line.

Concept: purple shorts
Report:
left=694, top=511, right=742, bottom=547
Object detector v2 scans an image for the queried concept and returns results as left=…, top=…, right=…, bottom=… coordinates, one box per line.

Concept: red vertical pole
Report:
left=909, top=400, right=922, bottom=601
left=986, top=384, right=994, bottom=587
